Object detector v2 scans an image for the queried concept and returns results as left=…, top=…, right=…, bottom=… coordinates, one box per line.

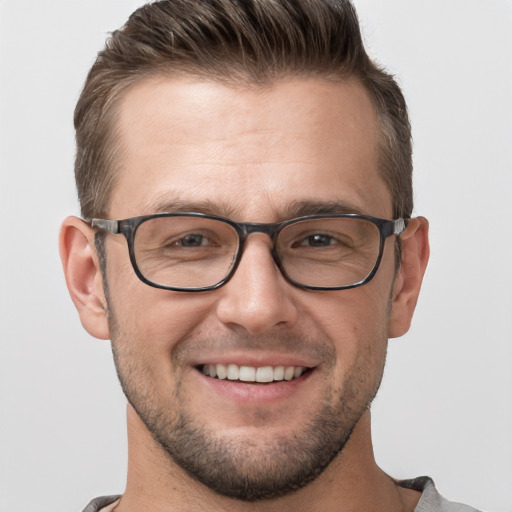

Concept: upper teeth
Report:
left=201, top=364, right=305, bottom=382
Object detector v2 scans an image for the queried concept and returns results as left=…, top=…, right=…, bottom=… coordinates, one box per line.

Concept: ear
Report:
left=388, top=216, right=430, bottom=338
left=59, top=216, right=110, bottom=340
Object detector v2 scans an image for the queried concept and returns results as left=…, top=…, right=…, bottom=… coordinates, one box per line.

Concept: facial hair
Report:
left=106, top=305, right=388, bottom=502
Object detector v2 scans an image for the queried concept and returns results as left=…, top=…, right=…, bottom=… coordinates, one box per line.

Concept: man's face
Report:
left=103, top=77, right=398, bottom=500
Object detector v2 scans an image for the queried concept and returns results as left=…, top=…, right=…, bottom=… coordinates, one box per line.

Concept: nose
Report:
left=215, top=235, right=299, bottom=334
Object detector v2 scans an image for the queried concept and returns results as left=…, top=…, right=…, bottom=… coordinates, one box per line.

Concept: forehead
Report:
left=110, top=76, right=391, bottom=220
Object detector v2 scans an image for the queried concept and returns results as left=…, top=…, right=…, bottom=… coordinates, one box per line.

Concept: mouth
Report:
left=198, top=363, right=311, bottom=383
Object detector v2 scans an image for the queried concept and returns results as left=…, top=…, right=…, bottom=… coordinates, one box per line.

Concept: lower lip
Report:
left=197, top=369, right=313, bottom=404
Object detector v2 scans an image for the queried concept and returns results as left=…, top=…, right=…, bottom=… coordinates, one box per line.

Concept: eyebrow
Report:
left=145, top=197, right=365, bottom=220
left=284, top=200, right=365, bottom=218
left=147, top=197, right=237, bottom=218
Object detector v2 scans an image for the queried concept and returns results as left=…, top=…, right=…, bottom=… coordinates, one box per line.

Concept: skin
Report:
left=60, top=76, right=429, bottom=512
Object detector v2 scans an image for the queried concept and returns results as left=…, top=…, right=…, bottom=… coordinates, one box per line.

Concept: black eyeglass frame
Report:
left=88, top=212, right=407, bottom=292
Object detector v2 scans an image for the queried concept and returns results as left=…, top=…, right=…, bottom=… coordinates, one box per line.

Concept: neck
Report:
left=114, top=406, right=420, bottom=512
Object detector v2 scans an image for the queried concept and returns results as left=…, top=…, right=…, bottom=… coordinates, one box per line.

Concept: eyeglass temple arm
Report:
left=88, top=218, right=120, bottom=234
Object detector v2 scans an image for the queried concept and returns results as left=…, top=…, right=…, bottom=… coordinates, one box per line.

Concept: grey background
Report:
left=0, top=1, right=511, bottom=511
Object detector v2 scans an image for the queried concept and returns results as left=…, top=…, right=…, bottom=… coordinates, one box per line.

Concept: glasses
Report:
left=89, top=213, right=406, bottom=292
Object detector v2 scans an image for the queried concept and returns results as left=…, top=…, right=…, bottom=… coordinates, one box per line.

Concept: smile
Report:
left=200, top=364, right=308, bottom=383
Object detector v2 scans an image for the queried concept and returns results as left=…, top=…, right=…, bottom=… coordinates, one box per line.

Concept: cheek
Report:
left=313, top=284, right=391, bottom=338
left=309, top=282, right=391, bottom=377
left=105, top=241, right=217, bottom=349
left=109, top=288, right=217, bottom=350
left=106, top=291, right=211, bottom=400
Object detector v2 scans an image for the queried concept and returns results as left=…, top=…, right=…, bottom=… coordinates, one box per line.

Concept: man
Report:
left=58, top=1, right=479, bottom=511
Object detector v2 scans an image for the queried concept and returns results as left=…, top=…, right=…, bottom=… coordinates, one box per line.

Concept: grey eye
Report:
left=176, top=234, right=210, bottom=247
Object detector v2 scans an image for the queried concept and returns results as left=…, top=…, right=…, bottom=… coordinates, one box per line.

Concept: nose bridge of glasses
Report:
left=236, top=221, right=283, bottom=273
left=239, top=221, right=281, bottom=242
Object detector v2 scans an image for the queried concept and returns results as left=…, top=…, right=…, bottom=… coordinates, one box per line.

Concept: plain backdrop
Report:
left=0, top=1, right=511, bottom=511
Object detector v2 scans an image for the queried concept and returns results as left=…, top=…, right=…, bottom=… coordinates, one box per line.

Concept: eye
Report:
left=175, top=233, right=212, bottom=247
left=295, top=234, right=336, bottom=248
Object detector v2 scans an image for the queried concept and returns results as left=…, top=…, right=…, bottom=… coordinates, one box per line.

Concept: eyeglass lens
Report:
left=133, top=216, right=382, bottom=290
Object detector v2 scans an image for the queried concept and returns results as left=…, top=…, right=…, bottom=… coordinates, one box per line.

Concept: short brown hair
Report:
left=74, top=0, right=413, bottom=220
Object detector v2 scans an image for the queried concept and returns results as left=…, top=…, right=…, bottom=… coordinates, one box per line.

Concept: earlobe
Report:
left=59, top=216, right=110, bottom=340
left=388, top=217, right=430, bottom=339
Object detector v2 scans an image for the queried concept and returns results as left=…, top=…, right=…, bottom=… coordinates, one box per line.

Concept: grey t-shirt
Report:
left=399, top=477, right=483, bottom=512
left=81, top=477, right=483, bottom=512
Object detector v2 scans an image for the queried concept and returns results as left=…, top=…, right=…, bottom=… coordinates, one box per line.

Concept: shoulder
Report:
left=399, top=477, right=484, bottom=512
left=81, top=495, right=121, bottom=512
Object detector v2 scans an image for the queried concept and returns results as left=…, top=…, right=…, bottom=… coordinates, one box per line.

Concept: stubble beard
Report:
left=107, top=313, right=387, bottom=502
